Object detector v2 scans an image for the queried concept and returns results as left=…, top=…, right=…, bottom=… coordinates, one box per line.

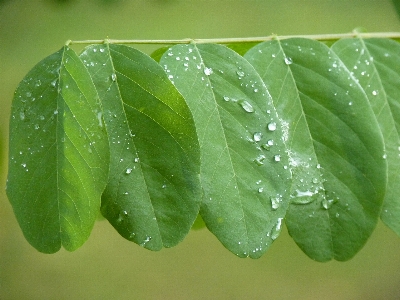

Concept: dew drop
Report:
left=254, top=154, right=266, bottom=166
left=239, top=100, right=254, bottom=113
left=267, top=122, right=277, bottom=132
left=258, top=187, right=264, bottom=193
left=271, top=218, right=283, bottom=240
left=204, top=67, right=213, bottom=76
left=270, top=197, right=280, bottom=210
left=372, top=90, right=378, bottom=96
left=284, top=57, right=293, bottom=65
left=253, top=132, right=263, bottom=142
left=223, top=96, right=230, bottom=102
left=126, top=168, right=132, bottom=174
left=321, top=198, right=334, bottom=210
left=111, top=73, right=117, bottom=81
left=236, top=70, right=245, bottom=77
left=274, top=155, right=281, bottom=162
left=19, top=111, right=25, bottom=120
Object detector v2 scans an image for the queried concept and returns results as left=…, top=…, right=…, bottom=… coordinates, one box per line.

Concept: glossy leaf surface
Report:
left=161, top=44, right=291, bottom=258
left=245, top=38, right=387, bottom=261
left=7, top=46, right=109, bottom=253
left=331, top=38, right=400, bottom=236
left=80, top=44, right=201, bottom=250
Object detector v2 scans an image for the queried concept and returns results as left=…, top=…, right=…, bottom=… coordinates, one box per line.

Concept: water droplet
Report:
left=267, top=122, right=277, bottom=131
left=254, top=88, right=258, bottom=93
left=19, top=111, right=25, bottom=120
left=51, top=80, right=57, bottom=87
left=239, top=100, right=254, bottom=113
left=236, top=70, right=245, bottom=77
left=383, top=153, right=387, bottom=159
left=270, top=197, right=280, bottom=210
left=253, top=132, right=262, bottom=142
left=140, top=236, right=152, bottom=247
left=372, top=90, right=378, bottom=96
left=284, top=57, right=293, bottom=65
left=162, top=184, right=167, bottom=189
left=335, top=213, right=340, bottom=218
left=321, top=198, right=335, bottom=210
left=254, top=154, right=266, bottom=166
left=271, top=218, right=283, bottom=240
left=258, top=187, right=264, bottom=193
left=204, top=67, right=213, bottom=76
left=223, top=96, right=230, bottom=101
left=111, top=73, right=117, bottom=81
left=274, top=155, right=281, bottom=162
left=126, top=168, right=132, bottom=174
left=134, top=157, right=139, bottom=163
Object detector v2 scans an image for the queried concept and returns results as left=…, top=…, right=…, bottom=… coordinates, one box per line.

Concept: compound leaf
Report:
left=80, top=44, right=201, bottom=250
left=7, top=46, right=110, bottom=253
left=245, top=38, right=387, bottom=261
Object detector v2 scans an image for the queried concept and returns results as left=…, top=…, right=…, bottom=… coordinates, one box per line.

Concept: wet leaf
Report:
left=80, top=44, right=201, bottom=250
left=331, top=38, right=400, bottom=237
left=7, top=46, right=110, bottom=253
left=245, top=38, right=387, bottom=261
left=161, top=44, right=291, bottom=258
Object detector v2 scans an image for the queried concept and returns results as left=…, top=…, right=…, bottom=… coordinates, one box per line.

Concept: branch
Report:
left=66, top=32, right=400, bottom=46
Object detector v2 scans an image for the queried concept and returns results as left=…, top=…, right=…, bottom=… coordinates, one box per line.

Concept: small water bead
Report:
left=372, top=90, right=378, bottom=96
left=271, top=218, right=283, bottom=240
left=321, top=198, right=335, bottom=210
left=111, top=73, right=117, bottom=81
left=239, top=100, right=254, bottom=113
left=19, top=111, right=25, bottom=120
left=126, top=168, right=132, bottom=174
left=204, top=67, right=213, bottom=76
left=284, top=57, right=293, bottom=65
left=253, top=132, right=263, bottom=142
left=270, top=197, right=280, bottom=210
left=236, top=70, right=245, bottom=77
left=254, top=154, right=266, bottom=166
left=223, top=96, right=230, bottom=101
left=274, top=155, right=281, bottom=162
left=134, top=157, right=139, bottom=163
left=258, top=187, right=264, bottom=193
left=267, top=122, right=277, bottom=131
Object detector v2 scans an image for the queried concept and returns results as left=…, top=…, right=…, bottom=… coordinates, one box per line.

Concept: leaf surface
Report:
left=245, top=38, right=387, bottom=261
left=331, top=38, right=400, bottom=236
left=80, top=44, right=201, bottom=249
left=7, top=46, right=109, bottom=253
left=161, top=44, right=291, bottom=258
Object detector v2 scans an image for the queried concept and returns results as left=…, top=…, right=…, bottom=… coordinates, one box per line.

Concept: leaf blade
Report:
left=161, top=44, right=291, bottom=258
left=331, top=38, right=400, bottom=236
left=80, top=44, right=201, bottom=249
left=245, top=38, right=387, bottom=261
left=7, top=46, right=109, bottom=253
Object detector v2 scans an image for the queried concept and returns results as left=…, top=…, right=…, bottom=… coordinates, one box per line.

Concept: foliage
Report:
left=6, top=34, right=400, bottom=261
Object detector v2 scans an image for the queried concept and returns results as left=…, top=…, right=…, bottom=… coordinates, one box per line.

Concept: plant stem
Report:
left=66, top=32, right=400, bottom=46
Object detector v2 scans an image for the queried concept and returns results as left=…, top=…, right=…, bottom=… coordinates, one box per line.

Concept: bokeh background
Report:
left=2, top=1, right=400, bottom=299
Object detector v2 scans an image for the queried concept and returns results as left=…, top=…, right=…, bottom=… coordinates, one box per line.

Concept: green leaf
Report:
left=245, top=38, right=387, bottom=261
left=150, top=46, right=171, bottom=62
left=161, top=44, right=291, bottom=258
left=6, top=46, right=110, bottom=253
left=331, top=38, right=400, bottom=236
left=79, top=44, right=201, bottom=250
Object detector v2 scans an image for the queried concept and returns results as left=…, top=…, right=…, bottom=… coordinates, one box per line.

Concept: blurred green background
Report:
left=2, top=1, right=400, bottom=299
